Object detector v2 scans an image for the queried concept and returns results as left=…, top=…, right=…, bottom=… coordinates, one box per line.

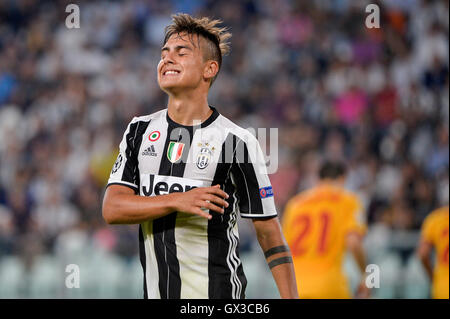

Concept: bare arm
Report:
left=346, top=232, right=370, bottom=298
left=417, top=240, right=434, bottom=280
left=346, top=232, right=367, bottom=273
left=102, top=184, right=229, bottom=224
left=252, top=216, right=299, bottom=299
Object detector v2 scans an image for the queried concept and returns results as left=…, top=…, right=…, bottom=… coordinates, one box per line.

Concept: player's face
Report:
left=157, top=32, right=206, bottom=94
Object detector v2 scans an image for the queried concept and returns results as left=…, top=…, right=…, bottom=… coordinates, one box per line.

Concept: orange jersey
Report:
left=282, top=183, right=366, bottom=299
left=420, top=206, right=449, bottom=299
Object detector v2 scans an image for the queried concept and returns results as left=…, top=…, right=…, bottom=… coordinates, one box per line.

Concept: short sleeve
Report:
left=421, top=214, right=436, bottom=245
left=107, top=117, right=140, bottom=193
left=230, top=133, right=277, bottom=218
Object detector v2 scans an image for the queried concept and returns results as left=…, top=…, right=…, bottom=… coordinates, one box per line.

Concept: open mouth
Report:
left=163, top=70, right=181, bottom=76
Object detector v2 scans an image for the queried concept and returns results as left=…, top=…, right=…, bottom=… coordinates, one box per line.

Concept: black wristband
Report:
left=264, top=245, right=290, bottom=259
left=268, top=256, right=293, bottom=269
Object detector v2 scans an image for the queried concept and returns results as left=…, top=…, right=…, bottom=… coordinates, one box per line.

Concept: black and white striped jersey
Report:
left=107, top=106, right=277, bottom=299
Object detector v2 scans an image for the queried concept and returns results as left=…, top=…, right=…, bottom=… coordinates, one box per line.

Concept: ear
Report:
left=203, top=60, right=219, bottom=82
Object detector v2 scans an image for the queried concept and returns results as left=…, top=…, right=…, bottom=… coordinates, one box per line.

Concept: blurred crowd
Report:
left=0, top=0, right=448, bottom=298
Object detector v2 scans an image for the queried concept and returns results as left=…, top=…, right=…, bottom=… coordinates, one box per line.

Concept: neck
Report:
left=318, top=179, right=345, bottom=188
left=166, top=91, right=211, bottom=126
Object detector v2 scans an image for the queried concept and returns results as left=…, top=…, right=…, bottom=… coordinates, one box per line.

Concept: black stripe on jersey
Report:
left=124, top=120, right=151, bottom=299
left=138, top=225, right=147, bottom=299
left=208, top=133, right=234, bottom=298
left=122, top=120, right=151, bottom=189
left=153, top=211, right=179, bottom=299
left=152, top=120, right=195, bottom=299
left=208, top=133, right=247, bottom=298
left=231, top=136, right=264, bottom=215
left=117, top=119, right=151, bottom=299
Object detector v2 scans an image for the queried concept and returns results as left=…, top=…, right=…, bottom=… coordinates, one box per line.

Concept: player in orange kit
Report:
left=282, top=161, right=369, bottom=299
left=417, top=206, right=449, bottom=299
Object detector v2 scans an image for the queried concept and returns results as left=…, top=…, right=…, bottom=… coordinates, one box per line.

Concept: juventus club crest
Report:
left=196, top=142, right=215, bottom=169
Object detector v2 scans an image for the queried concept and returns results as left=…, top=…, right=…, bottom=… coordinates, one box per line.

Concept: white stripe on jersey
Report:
left=234, top=138, right=252, bottom=215
left=141, top=221, right=160, bottom=299
left=226, top=213, right=239, bottom=298
left=175, top=213, right=209, bottom=298
left=227, top=175, right=242, bottom=298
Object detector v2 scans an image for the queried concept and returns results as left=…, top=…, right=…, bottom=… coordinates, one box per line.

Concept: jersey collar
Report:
left=166, top=106, right=220, bottom=129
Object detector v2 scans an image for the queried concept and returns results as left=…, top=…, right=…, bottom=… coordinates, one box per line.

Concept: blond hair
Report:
left=163, top=13, right=232, bottom=84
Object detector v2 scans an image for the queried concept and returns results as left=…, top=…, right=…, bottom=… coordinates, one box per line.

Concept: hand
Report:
left=354, top=278, right=371, bottom=299
left=171, top=184, right=229, bottom=220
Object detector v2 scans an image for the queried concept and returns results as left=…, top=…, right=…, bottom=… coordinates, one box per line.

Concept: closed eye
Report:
left=160, top=45, right=191, bottom=59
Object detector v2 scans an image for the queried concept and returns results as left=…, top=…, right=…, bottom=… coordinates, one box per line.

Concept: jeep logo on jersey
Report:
left=140, top=174, right=209, bottom=196
left=167, top=141, right=185, bottom=163
left=196, top=147, right=212, bottom=169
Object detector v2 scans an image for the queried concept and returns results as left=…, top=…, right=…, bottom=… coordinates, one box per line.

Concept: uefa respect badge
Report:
left=259, top=186, right=274, bottom=199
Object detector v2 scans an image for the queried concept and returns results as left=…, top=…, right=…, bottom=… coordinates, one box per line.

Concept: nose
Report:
left=161, top=51, right=175, bottom=65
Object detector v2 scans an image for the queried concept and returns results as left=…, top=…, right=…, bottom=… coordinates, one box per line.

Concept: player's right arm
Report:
left=102, top=184, right=229, bottom=224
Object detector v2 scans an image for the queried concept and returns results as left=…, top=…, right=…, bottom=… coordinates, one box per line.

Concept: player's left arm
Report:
left=344, top=197, right=369, bottom=298
left=231, top=132, right=298, bottom=298
left=417, top=239, right=434, bottom=280
left=253, top=216, right=299, bottom=299
left=346, top=232, right=366, bottom=273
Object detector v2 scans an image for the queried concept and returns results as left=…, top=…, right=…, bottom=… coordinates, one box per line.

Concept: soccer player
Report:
left=102, top=13, right=298, bottom=299
left=417, top=206, right=449, bottom=299
left=282, top=161, right=369, bottom=299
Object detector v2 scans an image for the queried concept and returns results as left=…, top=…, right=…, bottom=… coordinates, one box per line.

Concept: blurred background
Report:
left=0, top=0, right=448, bottom=298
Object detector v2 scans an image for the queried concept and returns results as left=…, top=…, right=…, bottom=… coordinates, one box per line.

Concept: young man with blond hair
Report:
left=102, top=13, right=298, bottom=299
